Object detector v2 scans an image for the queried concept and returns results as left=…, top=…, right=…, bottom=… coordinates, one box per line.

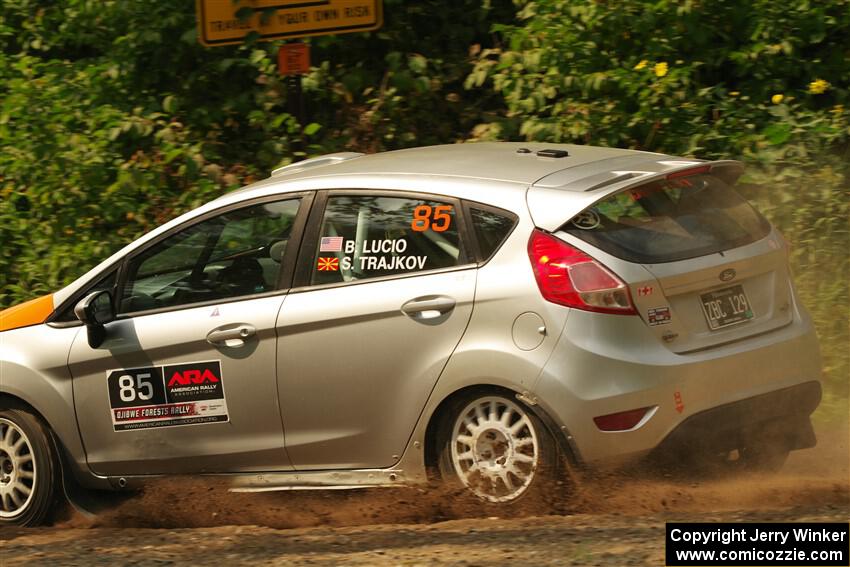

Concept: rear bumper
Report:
left=650, top=380, right=820, bottom=460
left=533, top=302, right=822, bottom=465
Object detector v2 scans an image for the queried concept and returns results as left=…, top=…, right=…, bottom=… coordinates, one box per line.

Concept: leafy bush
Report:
left=0, top=0, right=508, bottom=304
left=467, top=0, right=849, bottom=156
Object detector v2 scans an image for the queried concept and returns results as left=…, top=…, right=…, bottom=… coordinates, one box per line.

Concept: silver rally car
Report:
left=0, top=143, right=822, bottom=525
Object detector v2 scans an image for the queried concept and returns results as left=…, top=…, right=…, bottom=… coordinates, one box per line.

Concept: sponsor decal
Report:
left=318, top=237, right=431, bottom=273
left=317, top=257, right=340, bottom=271
left=637, top=285, right=653, bottom=297
left=674, top=391, right=684, bottom=414
left=106, top=360, right=228, bottom=432
left=320, top=236, right=344, bottom=252
left=647, top=306, right=672, bottom=326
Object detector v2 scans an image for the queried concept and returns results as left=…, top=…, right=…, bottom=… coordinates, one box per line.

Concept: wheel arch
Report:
left=0, top=391, right=75, bottom=467
left=0, top=377, right=90, bottom=483
left=422, top=384, right=583, bottom=477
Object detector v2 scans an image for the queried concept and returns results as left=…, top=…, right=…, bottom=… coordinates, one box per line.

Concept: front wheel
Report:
left=436, top=394, right=567, bottom=508
left=0, top=408, right=57, bottom=526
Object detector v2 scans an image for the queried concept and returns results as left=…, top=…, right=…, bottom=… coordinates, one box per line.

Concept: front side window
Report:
left=120, top=198, right=301, bottom=313
left=311, top=195, right=465, bottom=285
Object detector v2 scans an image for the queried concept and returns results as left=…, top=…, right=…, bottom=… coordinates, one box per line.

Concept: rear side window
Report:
left=562, top=174, right=771, bottom=263
left=469, top=206, right=517, bottom=261
left=311, top=195, right=466, bottom=285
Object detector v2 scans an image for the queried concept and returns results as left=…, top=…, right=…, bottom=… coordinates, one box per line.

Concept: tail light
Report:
left=527, top=229, right=636, bottom=315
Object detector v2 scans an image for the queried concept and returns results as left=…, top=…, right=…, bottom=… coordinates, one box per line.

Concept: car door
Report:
left=276, top=191, right=477, bottom=470
left=68, top=194, right=310, bottom=476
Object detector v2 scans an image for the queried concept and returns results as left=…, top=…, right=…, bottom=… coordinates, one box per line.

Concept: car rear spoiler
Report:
left=527, top=158, right=745, bottom=232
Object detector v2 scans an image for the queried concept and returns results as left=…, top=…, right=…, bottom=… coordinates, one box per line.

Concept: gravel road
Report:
left=1, top=431, right=847, bottom=566
left=1, top=504, right=847, bottom=566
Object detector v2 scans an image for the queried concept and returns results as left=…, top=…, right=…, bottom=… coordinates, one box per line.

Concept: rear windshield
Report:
left=561, top=173, right=771, bottom=263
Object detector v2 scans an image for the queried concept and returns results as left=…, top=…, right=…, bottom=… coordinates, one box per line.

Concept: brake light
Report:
left=666, top=164, right=711, bottom=179
left=527, top=229, right=636, bottom=315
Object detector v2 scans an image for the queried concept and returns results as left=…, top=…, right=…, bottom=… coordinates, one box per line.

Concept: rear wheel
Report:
left=0, top=408, right=57, bottom=526
left=436, top=393, right=567, bottom=508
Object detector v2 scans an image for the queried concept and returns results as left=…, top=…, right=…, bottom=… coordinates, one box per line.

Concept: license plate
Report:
left=700, top=285, right=753, bottom=330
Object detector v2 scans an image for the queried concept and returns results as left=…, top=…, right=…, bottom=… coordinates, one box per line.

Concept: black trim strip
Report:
left=460, top=199, right=519, bottom=265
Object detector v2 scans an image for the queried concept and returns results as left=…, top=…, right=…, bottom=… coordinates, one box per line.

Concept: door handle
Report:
left=401, top=296, right=456, bottom=323
left=206, top=324, right=256, bottom=347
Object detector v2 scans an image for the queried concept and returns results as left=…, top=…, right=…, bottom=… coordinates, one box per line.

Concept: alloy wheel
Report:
left=450, top=396, right=539, bottom=502
left=0, top=418, right=37, bottom=518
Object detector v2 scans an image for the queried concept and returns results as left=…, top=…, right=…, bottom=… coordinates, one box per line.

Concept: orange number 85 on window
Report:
left=411, top=204, right=452, bottom=232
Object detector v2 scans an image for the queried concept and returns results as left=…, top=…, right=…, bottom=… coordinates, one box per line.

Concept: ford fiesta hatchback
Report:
left=0, top=143, right=821, bottom=525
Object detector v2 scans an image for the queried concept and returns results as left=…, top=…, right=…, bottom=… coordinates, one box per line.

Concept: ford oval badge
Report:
left=719, top=268, right=736, bottom=282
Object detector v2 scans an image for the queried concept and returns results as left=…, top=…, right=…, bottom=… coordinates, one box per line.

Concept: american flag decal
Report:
left=317, top=257, right=339, bottom=271
left=320, top=236, right=344, bottom=252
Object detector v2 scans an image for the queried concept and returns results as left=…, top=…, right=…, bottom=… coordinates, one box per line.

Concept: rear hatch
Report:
left=540, top=164, right=793, bottom=353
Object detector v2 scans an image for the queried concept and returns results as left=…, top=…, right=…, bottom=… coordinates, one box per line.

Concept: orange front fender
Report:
left=0, top=294, right=55, bottom=332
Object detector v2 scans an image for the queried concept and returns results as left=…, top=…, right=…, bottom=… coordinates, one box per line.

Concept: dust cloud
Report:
left=55, top=424, right=848, bottom=530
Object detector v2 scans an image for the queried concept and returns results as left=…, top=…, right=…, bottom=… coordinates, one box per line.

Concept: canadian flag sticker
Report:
left=638, top=285, right=653, bottom=297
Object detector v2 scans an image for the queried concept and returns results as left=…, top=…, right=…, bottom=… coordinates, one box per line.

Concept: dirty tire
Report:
left=0, top=408, right=57, bottom=526
left=436, top=392, right=568, bottom=513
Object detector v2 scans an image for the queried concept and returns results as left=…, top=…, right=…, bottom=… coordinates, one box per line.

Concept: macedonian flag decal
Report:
left=317, top=257, right=339, bottom=271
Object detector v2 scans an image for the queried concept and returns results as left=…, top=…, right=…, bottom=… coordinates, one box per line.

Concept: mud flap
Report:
left=50, top=433, right=135, bottom=519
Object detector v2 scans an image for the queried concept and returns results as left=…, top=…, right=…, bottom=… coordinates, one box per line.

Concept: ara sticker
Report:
left=647, top=306, right=672, bottom=326
left=106, top=361, right=228, bottom=432
left=674, top=391, right=685, bottom=414
left=317, top=257, right=340, bottom=271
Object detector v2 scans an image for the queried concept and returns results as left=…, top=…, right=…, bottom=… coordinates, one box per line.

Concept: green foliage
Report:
left=745, top=168, right=849, bottom=421
left=468, top=0, right=850, bottom=158
left=0, top=0, right=509, bottom=303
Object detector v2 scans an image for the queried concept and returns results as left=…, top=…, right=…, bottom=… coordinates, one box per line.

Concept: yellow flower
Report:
left=654, top=62, right=668, bottom=77
left=808, top=79, right=830, bottom=94
left=634, top=59, right=648, bottom=70
left=771, top=94, right=784, bottom=104
left=730, top=91, right=740, bottom=96
left=832, top=104, right=845, bottom=114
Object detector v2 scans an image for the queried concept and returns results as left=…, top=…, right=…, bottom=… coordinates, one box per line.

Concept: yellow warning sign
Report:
left=196, top=0, right=383, bottom=46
